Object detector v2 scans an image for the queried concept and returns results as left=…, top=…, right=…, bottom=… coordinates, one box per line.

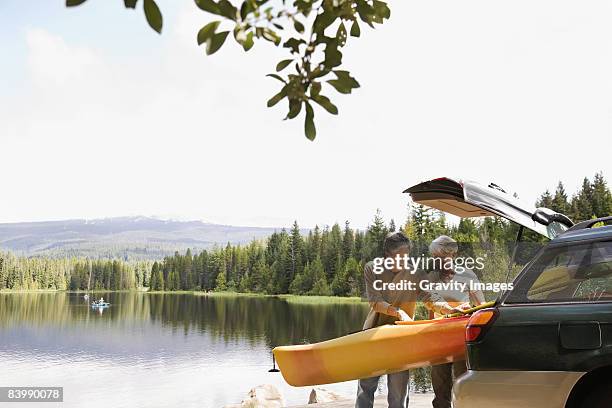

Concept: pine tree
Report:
left=307, top=256, right=327, bottom=295
left=149, top=261, right=159, bottom=290
left=154, top=262, right=164, bottom=290
left=289, top=221, right=305, bottom=282
left=310, top=256, right=331, bottom=296
left=308, top=226, right=322, bottom=262
left=215, top=269, right=227, bottom=291
left=591, top=172, right=612, bottom=218
left=536, top=190, right=553, bottom=209
left=323, top=223, right=343, bottom=281
left=342, top=221, right=354, bottom=261
left=353, top=231, right=365, bottom=262
left=184, top=248, right=194, bottom=290
left=300, top=261, right=314, bottom=293
left=571, top=177, right=594, bottom=221
left=289, top=271, right=304, bottom=294
left=552, top=182, right=570, bottom=215
left=365, top=209, right=388, bottom=259
left=344, top=257, right=363, bottom=297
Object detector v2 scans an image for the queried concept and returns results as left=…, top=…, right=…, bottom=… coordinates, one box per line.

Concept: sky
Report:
left=1, top=0, right=611, bottom=228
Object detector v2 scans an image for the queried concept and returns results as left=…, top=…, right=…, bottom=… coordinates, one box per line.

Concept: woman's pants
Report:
left=431, top=361, right=467, bottom=408
left=355, top=370, right=410, bottom=408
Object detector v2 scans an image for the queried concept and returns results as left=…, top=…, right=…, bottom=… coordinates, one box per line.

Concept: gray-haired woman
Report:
left=428, top=235, right=486, bottom=408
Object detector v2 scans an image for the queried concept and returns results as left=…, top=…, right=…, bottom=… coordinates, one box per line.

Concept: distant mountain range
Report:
left=0, top=216, right=283, bottom=260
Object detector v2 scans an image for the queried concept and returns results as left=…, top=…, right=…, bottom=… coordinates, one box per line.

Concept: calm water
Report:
left=0, top=293, right=370, bottom=407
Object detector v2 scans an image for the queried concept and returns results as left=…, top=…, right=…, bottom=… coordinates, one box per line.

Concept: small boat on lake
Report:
left=91, top=298, right=110, bottom=308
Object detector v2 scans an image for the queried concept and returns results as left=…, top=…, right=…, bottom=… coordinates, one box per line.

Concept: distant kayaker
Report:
left=356, top=232, right=464, bottom=408
left=427, top=235, right=486, bottom=408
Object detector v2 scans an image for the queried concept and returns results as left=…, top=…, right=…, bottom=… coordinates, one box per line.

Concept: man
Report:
left=428, top=235, right=486, bottom=408
left=356, top=232, right=462, bottom=408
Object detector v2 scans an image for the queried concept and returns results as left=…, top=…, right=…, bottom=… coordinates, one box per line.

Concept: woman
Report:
left=428, top=235, right=486, bottom=408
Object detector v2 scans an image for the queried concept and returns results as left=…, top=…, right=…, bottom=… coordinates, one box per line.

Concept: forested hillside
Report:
left=1, top=173, right=610, bottom=293
left=0, top=216, right=280, bottom=259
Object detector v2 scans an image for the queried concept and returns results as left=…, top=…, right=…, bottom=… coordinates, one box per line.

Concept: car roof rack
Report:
left=565, top=216, right=612, bottom=232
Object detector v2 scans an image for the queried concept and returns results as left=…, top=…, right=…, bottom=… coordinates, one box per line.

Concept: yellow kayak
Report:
left=273, top=316, right=469, bottom=386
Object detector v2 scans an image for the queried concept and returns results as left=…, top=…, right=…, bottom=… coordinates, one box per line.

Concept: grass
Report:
left=278, top=294, right=366, bottom=304
left=146, top=290, right=198, bottom=295
left=196, top=291, right=265, bottom=297
left=0, top=289, right=60, bottom=293
left=67, top=289, right=139, bottom=293
left=1, top=288, right=366, bottom=304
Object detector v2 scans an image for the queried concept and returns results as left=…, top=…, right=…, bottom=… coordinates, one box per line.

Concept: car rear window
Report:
left=505, top=240, right=612, bottom=303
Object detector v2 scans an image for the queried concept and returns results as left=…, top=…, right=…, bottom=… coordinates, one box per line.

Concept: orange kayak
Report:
left=273, top=316, right=469, bottom=386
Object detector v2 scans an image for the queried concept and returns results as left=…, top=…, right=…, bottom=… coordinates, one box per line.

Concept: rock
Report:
left=224, top=384, right=285, bottom=408
left=308, top=387, right=346, bottom=404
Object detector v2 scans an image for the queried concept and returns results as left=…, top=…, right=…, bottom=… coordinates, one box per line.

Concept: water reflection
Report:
left=0, top=293, right=368, bottom=407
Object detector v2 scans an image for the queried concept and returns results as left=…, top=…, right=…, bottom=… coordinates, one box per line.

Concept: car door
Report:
left=469, top=238, right=612, bottom=372
left=404, top=177, right=571, bottom=239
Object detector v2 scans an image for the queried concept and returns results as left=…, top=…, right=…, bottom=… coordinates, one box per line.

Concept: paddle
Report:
left=441, top=300, right=497, bottom=319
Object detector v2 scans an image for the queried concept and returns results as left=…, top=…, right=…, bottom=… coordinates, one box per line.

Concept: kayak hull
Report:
left=273, top=316, right=469, bottom=386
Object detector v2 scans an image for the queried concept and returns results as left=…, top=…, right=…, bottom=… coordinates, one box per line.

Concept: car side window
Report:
left=506, top=240, right=612, bottom=303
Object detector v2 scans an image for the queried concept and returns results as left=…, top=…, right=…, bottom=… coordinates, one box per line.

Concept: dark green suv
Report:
left=454, top=217, right=612, bottom=408
left=404, top=177, right=611, bottom=408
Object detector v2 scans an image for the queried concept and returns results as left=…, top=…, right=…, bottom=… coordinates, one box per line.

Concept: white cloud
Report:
left=26, top=28, right=101, bottom=87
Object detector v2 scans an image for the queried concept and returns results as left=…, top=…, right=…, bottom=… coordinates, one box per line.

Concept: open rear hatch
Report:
left=404, top=177, right=573, bottom=239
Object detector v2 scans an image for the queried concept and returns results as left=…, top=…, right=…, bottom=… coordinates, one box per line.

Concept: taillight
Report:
left=465, top=308, right=498, bottom=342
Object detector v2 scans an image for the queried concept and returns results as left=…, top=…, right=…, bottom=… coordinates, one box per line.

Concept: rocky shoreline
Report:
left=224, top=384, right=434, bottom=408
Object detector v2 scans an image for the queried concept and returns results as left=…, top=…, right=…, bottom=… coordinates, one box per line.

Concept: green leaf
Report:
left=327, top=70, right=360, bottom=94
left=267, top=87, right=287, bottom=107
left=355, top=0, right=376, bottom=27
left=195, top=0, right=220, bottom=15
left=275, top=59, right=293, bottom=72
left=334, top=70, right=360, bottom=88
left=242, top=31, right=254, bottom=51
left=143, top=0, right=163, bottom=34
left=283, top=38, right=305, bottom=54
left=327, top=80, right=350, bottom=94
left=313, top=10, right=335, bottom=35
left=324, top=41, right=343, bottom=69
left=304, top=101, right=316, bottom=141
left=326, top=70, right=360, bottom=94
left=206, top=31, right=229, bottom=55
left=326, top=71, right=360, bottom=94
left=350, top=20, right=361, bottom=37
left=240, top=0, right=253, bottom=20
left=337, top=22, right=347, bottom=47
left=295, top=0, right=313, bottom=14
left=124, top=0, right=138, bottom=8
left=266, top=74, right=287, bottom=84
left=310, top=82, right=322, bottom=97
left=218, top=0, right=238, bottom=20
left=293, top=20, right=305, bottom=34
left=66, top=0, right=88, bottom=6
left=311, top=67, right=331, bottom=79
left=312, top=95, right=338, bottom=115
left=372, top=0, right=391, bottom=19
left=262, top=28, right=281, bottom=45
left=285, top=98, right=302, bottom=120
left=197, top=21, right=220, bottom=45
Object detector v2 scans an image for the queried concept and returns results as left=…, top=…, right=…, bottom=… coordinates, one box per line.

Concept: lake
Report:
left=0, top=292, right=371, bottom=407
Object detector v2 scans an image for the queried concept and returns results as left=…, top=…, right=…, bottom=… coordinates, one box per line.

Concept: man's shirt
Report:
left=362, top=261, right=449, bottom=329
left=427, top=268, right=486, bottom=318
